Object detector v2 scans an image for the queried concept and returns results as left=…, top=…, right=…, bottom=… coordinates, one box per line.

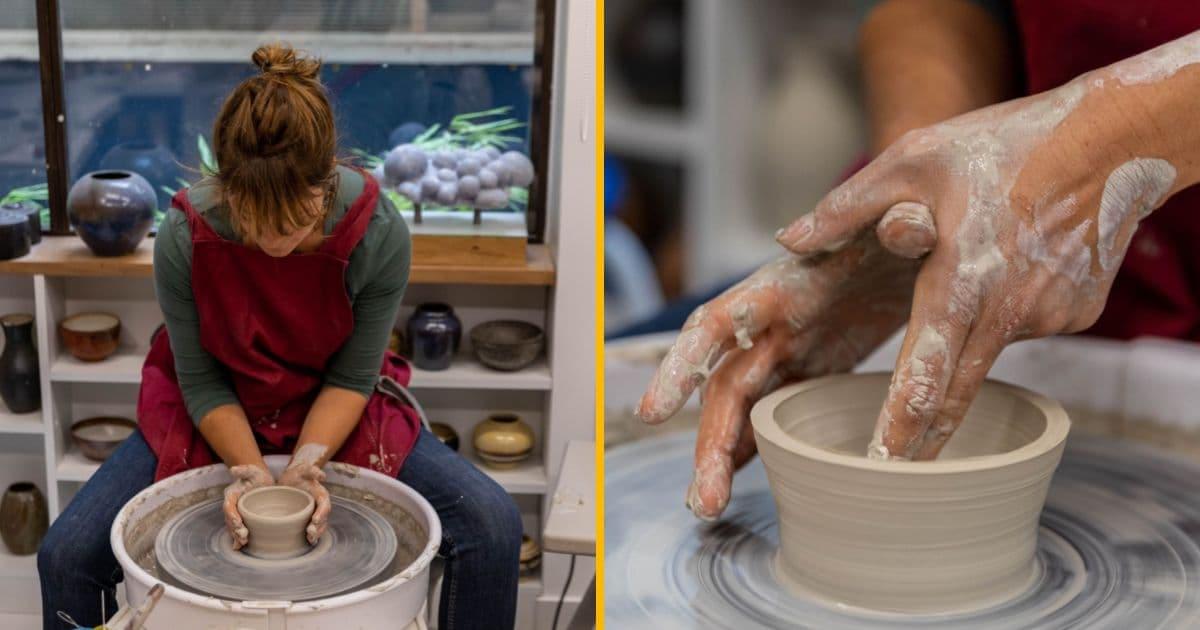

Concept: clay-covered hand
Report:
left=278, top=461, right=331, bottom=544
left=775, top=68, right=1185, bottom=461
left=223, top=464, right=274, bottom=550
left=637, top=224, right=928, bottom=520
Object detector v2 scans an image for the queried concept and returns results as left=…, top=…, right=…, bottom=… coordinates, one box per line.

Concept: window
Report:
left=38, top=0, right=552, bottom=240
left=0, top=3, right=49, bottom=230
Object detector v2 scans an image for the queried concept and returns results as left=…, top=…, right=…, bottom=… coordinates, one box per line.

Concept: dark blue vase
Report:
left=407, top=303, right=462, bottom=371
left=67, top=170, right=156, bottom=257
left=99, top=141, right=182, bottom=210
left=0, top=211, right=30, bottom=261
left=0, top=314, right=39, bottom=414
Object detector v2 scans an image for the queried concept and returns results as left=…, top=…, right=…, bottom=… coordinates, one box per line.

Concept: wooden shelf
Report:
left=0, top=403, right=41, bottom=435
left=0, top=237, right=555, bottom=286
left=49, top=348, right=551, bottom=390
left=465, top=450, right=547, bottom=494
left=411, top=358, right=552, bottom=390
left=50, top=351, right=144, bottom=384
left=57, top=446, right=101, bottom=482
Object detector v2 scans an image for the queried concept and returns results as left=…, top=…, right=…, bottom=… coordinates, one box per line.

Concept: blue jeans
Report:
left=38, top=428, right=522, bottom=630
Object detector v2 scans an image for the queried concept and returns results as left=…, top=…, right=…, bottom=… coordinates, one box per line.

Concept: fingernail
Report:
left=777, top=215, right=814, bottom=248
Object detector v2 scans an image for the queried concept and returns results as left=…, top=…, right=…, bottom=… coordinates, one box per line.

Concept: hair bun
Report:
left=252, top=43, right=320, bottom=80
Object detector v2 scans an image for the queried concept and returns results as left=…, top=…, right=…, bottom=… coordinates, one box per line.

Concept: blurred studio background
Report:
left=605, top=0, right=874, bottom=336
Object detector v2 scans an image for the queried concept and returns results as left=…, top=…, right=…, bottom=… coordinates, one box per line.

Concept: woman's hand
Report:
left=775, top=46, right=1199, bottom=460
left=223, top=464, right=274, bottom=550
left=637, top=221, right=930, bottom=520
left=279, top=443, right=333, bottom=544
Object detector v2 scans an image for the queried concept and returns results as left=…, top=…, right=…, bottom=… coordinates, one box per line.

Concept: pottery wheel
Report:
left=155, top=496, right=397, bottom=602
left=606, top=431, right=1200, bottom=629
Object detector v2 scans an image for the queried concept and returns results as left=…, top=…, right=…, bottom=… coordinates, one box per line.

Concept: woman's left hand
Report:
left=278, top=458, right=332, bottom=544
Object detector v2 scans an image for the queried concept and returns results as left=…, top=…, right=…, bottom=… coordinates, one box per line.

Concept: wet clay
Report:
left=237, top=486, right=314, bottom=559
left=751, top=373, right=1070, bottom=614
left=126, top=483, right=425, bottom=599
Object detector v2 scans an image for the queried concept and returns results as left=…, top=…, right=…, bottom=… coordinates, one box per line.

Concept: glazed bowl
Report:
left=519, top=534, right=541, bottom=577
left=237, top=485, right=315, bottom=560
left=472, top=413, right=535, bottom=469
left=71, top=416, right=137, bottom=462
left=469, top=320, right=544, bottom=371
left=751, top=373, right=1070, bottom=614
left=59, top=312, right=121, bottom=361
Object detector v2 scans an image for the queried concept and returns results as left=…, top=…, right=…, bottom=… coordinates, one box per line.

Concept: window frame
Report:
left=35, top=0, right=556, bottom=242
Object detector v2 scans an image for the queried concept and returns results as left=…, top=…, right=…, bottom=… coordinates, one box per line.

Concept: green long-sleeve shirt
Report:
left=153, top=165, right=411, bottom=425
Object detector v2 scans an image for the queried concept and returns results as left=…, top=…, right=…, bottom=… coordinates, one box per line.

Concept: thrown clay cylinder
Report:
left=237, top=486, right=315, bottom=559
left=751, top=373, right=1070, bottom=614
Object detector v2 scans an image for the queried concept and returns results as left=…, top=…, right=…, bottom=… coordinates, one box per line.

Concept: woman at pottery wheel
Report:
left=639, top=3, right=1200, bottom=520
left=38, top=43, right=522, bottom=628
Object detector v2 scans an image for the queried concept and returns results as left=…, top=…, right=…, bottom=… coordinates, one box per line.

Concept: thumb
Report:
left=876, top=202, right=937, bottom=259
left=777, top=157, right=913, bottom=256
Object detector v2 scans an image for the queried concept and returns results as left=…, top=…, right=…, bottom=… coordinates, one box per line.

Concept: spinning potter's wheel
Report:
left=606, top=432, right=1200, bottom=629
left=155, top=496, right=397, bottom=602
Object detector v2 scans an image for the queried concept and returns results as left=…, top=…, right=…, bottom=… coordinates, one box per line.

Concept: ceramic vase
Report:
left=0, top=313, right=39, bottom=413
left=0, top=210, right=30, bottom=261
left=406, top=303, right=462, bottom=371
left=98, top=141, right=183, bottom=211
left=0, top=201, right=41, bottom=244
left=472, top=413, right=534, bottom=469
left=430, top=422, right=460, bottom=452
left=751, top=373, right=1070, bottom=614
left=67, top=170, right=156, bottom=257
left=0, top=482, right=48, bottom=555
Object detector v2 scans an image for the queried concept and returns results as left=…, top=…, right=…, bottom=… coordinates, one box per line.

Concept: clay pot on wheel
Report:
left=472, top=413, right=534, bottom=469
left=751, top=373, right=1071, bottom=614
left=0, top=482, right=48, bottom=555
left=406, top=303, right=461, bottom=371
left=67, top=170, right=156, bottom=256
left=0, top=313, right=40, bottom=413
left=238, top=486, right=316, bottom=560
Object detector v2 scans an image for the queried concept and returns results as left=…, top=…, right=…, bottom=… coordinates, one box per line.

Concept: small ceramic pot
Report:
left=59, top=312, right=121, bottom=362
left=0, top=313, right=39, bottom=414
left=406, top=303, right=462, bottom=371
left=472, top=413, right=535, bottom=469
left=70, top=416, right=137, bottom=461
left=66, top=170, right=156, bottom=256
left=0, top=201, right=41, bottom=244
left=0, top=210, right=30, bottom=261
left=519, top=534, right=541, bottom=577
left=430, top=422, right=460, bottom=452
left=469, top=320, right=544, bottom=371
left=0, top=482, right=48, bottom=555
left=388, top=327, right=407, bottom=357
left=238, top=485, right=315, bottom=560
left=751, top=373, right=1071, bottom=614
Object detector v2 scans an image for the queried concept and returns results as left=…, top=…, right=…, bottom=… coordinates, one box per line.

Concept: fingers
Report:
left=687, top=326, right=809, bottom=520
left=868, top=271, right=971, bottom=459
left=876, top=202, right=937, bottom=259
left=223, top=493, right=250, bottom=550
left=637, top=277, right=782, bottom=424
left=911, top=327, right=1006, bottom=459
left=777, top=157, right=915, bottom=256
left=307, top=483, right=331, bottom=544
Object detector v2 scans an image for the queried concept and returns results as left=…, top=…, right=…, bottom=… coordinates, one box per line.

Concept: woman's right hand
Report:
left=223, top=464, right=274, bottom=549
left=637, top=218, right=931, bottom=520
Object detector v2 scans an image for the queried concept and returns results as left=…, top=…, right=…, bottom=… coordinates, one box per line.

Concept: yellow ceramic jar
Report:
left=472, top=413, right=535, bottom=469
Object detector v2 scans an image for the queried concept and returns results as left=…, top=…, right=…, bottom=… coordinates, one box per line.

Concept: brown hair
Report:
left=212, top=42, right=339, bottom=243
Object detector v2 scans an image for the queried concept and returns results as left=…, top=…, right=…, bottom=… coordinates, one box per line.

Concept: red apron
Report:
left=1013, top=0, right=1200, bottom=340
left=137, top=171, right=421, bottom=481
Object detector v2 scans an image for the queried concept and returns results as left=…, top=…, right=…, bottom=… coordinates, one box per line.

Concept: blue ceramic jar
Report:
left=67, top=170, right=156, bottom=257
left=0, top=211, right=30, bottom=261
left=406, top=303, right=462, bottom=371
